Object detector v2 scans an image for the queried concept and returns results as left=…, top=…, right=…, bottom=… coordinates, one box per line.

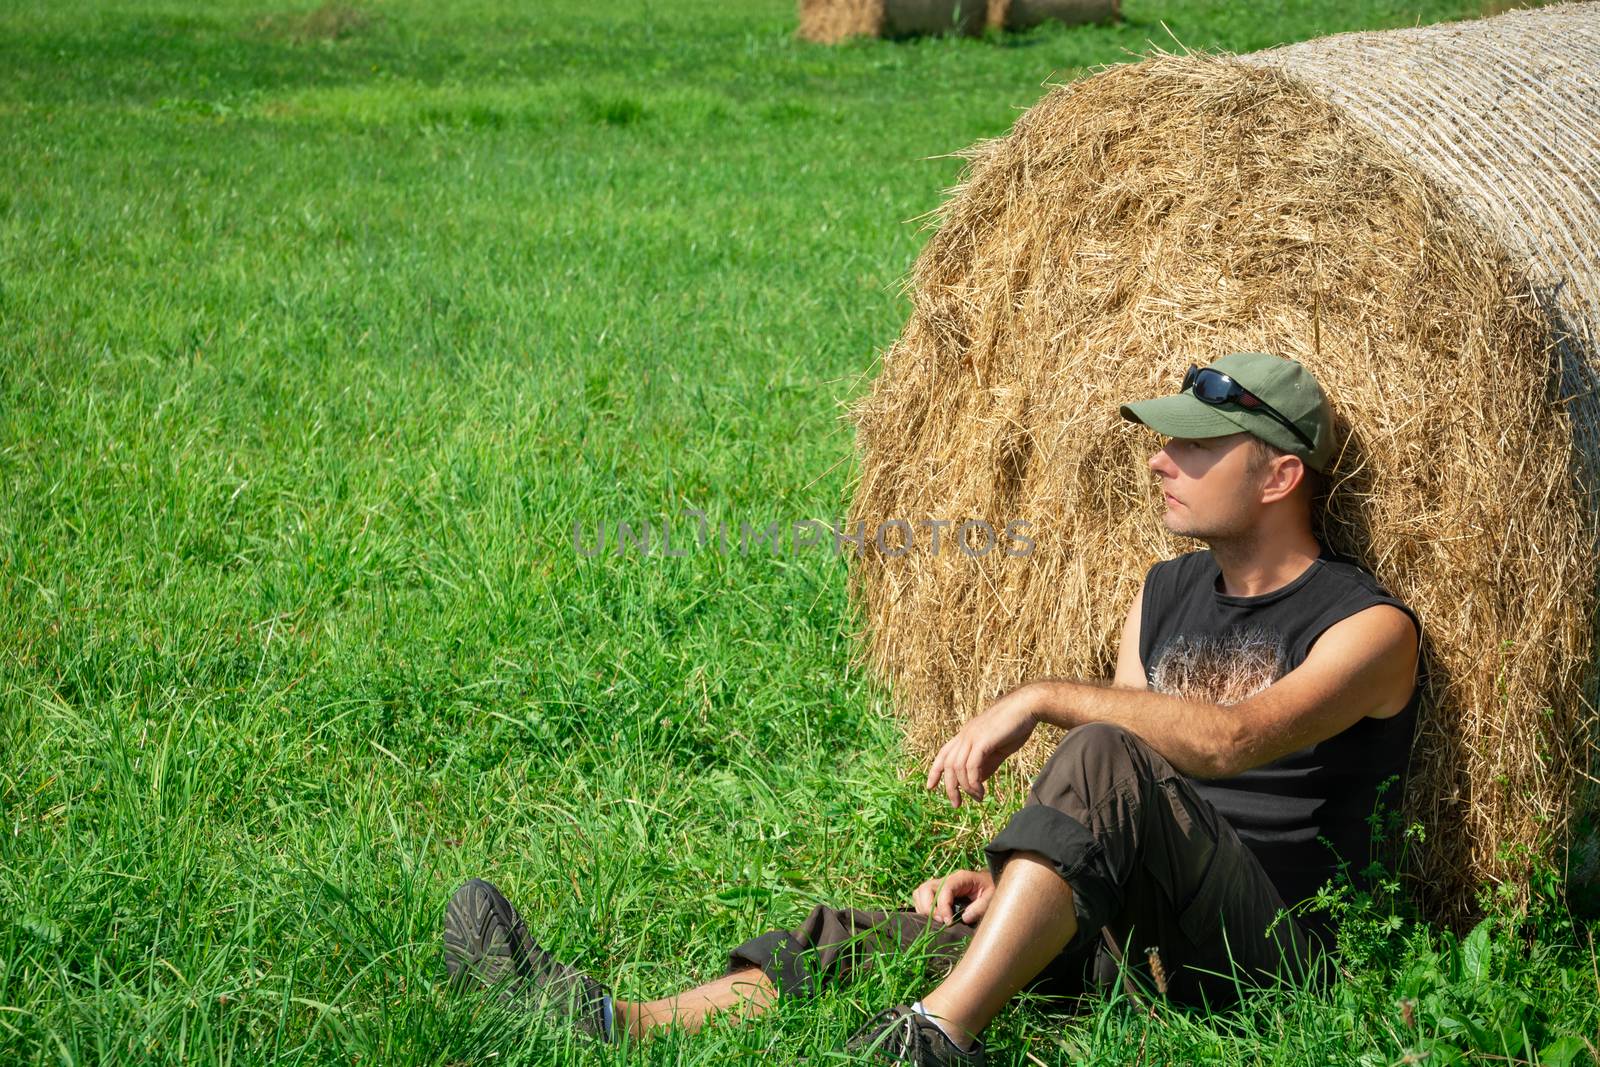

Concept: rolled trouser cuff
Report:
left=724, top=906, right=973, bottom=1002
left=725, top=928, right=860, bottom=1001
left=984, top=803, right=1121, bottom=954
left=726, top=930, right=800, bottom=998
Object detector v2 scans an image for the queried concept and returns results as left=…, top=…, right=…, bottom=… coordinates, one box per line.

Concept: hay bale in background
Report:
left=986, top=0, right=1120, bottom=33
left=847, top=2, right=1600, bottom=924
left=798, top=0, right=986, bottom=43
left=798, top=0, right=881, bottom=43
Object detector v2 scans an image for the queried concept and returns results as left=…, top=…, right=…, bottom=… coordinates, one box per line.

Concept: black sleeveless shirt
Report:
left=1137, top=549, right=1421, bottom=908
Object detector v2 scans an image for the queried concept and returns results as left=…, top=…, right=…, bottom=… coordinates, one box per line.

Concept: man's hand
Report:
left=925, top=685, right=1040, bottom=806
left=910, top=868, right=996, bottom=925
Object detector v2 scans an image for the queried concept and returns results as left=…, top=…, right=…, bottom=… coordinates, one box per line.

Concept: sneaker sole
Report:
left=443, top=878, right=530, bottom=998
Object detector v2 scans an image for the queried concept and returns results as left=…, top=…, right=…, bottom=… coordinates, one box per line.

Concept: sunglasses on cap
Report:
left=1182, top=365, right=1318, bottom=454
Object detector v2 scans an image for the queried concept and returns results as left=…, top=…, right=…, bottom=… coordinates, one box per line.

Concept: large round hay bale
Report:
left=986, top=0, right=1120, bottom=33
left=798, top=0, right=987, bottom=43
left=847, top=2, right=1600, bottom=924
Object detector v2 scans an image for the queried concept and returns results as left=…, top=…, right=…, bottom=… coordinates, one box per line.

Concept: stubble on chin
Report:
left=1161, top=509, right=1198, bottom=539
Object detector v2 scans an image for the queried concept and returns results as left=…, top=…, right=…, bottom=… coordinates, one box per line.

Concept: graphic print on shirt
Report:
left=1148, top=628, right=1288, bottom=706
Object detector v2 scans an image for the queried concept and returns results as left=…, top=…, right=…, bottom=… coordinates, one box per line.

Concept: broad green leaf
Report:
left=1540, top=1035, right=1588, bottom=1067
left=1460, top=918, right=1494, bottom=982
left=714, top=885, right=773, bottom=903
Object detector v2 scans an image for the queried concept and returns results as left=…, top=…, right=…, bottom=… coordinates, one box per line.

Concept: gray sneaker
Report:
left=845, top=1006, right=987, bottom=1065
left=442, top=878, right=614, bottom=1042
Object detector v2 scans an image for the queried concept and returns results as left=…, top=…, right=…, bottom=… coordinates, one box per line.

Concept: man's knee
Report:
left=1036, top=721, right=1136, bottom=783
left=1029, top=722, right=1167, bottom=814
left=1054, top=722, right=1138, bottom=760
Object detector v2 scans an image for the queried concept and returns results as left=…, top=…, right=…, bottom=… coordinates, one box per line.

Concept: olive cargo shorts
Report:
left=726, top=723, right=1325, bottom=1008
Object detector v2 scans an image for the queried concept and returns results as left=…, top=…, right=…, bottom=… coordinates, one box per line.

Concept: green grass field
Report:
left=3, top=0, right=1596, bottom=1063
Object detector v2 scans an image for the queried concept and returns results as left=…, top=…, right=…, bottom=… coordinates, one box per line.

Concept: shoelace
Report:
left=857, top=1008, right=933, bottom=1060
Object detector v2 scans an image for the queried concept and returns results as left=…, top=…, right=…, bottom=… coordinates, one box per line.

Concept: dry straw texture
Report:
left=987, top=0, right=1120, bottom=32
left=797, top=0, right=986, bottom=43
left=847, top=3, right=1600, bottom=923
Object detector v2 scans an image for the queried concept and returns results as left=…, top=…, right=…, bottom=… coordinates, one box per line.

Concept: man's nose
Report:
left=1148, top=447, right=1172, bottom=475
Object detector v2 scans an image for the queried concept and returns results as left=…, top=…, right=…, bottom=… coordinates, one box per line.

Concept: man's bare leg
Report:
left=614, top=966, right=777, bottom=1039
left=917, top=851, right=1077, bottom=1049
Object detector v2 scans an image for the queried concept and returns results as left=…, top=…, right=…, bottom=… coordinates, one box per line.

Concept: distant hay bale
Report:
left=254, top=2, right=371, bottom=42
left=847, top=2, right=1600, bottom=924
left=798, top=0, right=987, bottom=43
left=986, top=0, right=1120, bottom=32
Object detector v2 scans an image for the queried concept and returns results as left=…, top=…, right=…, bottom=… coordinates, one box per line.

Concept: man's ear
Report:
left=1258, top=454, right=1306, bottom=505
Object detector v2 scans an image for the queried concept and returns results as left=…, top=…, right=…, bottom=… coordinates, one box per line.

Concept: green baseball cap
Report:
left=1119, top=352, right=1336, bottom=472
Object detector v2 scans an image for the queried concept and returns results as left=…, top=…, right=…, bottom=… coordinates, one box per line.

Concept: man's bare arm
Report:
left=1111, top=583, right=1147, bottom=689
left=1031, top=600, right=1416, bottom=775
left=926, top=599, right=1418, bottom=804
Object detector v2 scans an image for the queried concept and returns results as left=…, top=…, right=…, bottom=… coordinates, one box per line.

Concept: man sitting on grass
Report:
left=442, top=352, right=1422, bottom=1065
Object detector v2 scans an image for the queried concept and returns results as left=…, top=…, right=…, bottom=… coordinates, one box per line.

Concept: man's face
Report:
left=1147, top=433, right=1265, bottom=540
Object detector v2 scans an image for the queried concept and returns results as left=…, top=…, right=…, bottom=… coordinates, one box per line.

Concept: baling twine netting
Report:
left=847, top=2, right=1600, bottom=924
